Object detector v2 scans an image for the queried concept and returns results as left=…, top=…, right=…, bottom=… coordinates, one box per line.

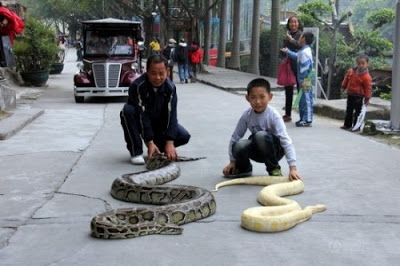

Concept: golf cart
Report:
left=73, top=18, right=144, bottom=103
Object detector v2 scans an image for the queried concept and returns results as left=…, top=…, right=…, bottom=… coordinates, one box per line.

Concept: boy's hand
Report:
left=289, top=166, right=303, bottom=181
left=364, top=98, right=370, bottom=106
left=223, top=162, right=236, bottom=176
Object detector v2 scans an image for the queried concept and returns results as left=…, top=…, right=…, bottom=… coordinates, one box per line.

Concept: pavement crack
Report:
left=56, top=191, right=113, bottom=211
left=315, top=214, right=400, bottom=224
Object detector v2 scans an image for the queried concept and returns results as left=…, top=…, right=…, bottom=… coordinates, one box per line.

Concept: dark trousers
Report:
left=344, top=94, right=363, bottom=128
left=284, top=79, right=299, bottom=117
left=120, top=104, right=190, bottom=156
left=232, top=131, right=284, bottom=173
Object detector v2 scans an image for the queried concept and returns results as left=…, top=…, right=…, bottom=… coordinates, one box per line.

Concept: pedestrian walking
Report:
left=222, top=78, right=302, bottom=181
left=120, top=54, right=191, bottom=165
left=162, top=38, right=176, bottom=81
left=75, top=38, right=83, bottom=61
left=281, top=15, right=303, bottom=122
left=281, top=31, right=315, bottom=127
left=340, top=54, right=372, bottom=131
left=149, top=37, right=161, bottom=55
left=188, top=41, right=202, bottom=82
left=174, top=38, right=189, bottom=84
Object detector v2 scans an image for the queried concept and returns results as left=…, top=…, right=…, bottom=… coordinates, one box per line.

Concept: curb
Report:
left=0, top=108, right=45, bottom=140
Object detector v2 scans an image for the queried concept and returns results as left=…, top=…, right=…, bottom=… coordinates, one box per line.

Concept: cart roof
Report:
left=81, top=18, right=141, bottom=25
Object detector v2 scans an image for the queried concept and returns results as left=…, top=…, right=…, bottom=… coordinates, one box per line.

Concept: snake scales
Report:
left=214, top=176, right=326, bottom=232
left=91, top=155, right=216, bottom=239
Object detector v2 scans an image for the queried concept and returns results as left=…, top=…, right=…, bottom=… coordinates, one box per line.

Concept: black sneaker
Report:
left=295, top=120, right=312, bottom=127
left=227, top=165, right=253, bottom=178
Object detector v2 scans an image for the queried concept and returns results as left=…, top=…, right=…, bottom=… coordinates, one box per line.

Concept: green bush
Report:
left=259, top=27, right=286, bottom=77
left=13, top=17, right=58, bottom=72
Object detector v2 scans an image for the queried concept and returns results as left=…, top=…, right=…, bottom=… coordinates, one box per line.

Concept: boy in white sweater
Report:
left=222, top=78, right=302, bottom=181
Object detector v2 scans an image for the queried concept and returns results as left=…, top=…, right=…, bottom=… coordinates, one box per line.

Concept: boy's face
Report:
left=299, top=35, right=306, bottom=46
left=356, top=58, right=369, bottom=72
left=246, top=86, right=273, bottom=113
left=147, top=62, right=168, bottom=87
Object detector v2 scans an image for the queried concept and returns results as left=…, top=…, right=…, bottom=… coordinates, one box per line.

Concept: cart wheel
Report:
left=75, top=95, right=84, bottom=103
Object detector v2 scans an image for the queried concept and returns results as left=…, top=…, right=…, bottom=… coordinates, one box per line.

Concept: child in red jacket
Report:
left=340, top=54, right=372, bottom=130
left=189, top=41, right=203, bottom=82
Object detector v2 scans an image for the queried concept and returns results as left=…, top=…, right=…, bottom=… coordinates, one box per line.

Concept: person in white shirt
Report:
left=222, top=78, right=303, bottom=181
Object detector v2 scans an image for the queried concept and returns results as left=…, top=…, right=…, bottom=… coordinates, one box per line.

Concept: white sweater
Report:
left=228, top=106, right=296, bottom=167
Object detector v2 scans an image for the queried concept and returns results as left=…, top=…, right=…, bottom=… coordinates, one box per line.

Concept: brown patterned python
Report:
left=214, top=176, right=326, bottom=232
left=91, top=155, right=216, bottom=239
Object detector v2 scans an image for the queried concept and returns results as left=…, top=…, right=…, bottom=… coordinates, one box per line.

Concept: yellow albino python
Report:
left=214, top=176, right=326, bottom=232
left=91, top=155, right=216, bottom=239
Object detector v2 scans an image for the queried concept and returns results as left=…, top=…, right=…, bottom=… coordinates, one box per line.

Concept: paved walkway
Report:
left=196, top=64, right=391, bottom=120
left=0, top=49, right=399, bottom=265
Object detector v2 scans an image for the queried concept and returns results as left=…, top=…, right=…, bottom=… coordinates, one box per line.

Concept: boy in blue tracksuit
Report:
left=281, top=31, right=315, bottom=127
left=120, top=55, right=191, bottom=164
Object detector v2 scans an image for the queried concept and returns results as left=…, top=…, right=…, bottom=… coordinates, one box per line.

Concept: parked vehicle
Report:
left=73, top=18, right=144, bottom=103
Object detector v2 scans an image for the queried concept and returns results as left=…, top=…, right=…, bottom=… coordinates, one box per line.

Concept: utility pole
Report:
left=390, top=0, right=400, bottom=130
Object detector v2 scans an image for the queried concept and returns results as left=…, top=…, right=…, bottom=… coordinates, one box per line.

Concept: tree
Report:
left=227, top=0, right=241, bottom=70
left=351, top=0, right=395, bottom=40
left=177, top=0, right=219, bottom=44
left=216, top=0, right=228, bottom=67
left=248, top=0, right=260, bottom=75
left=269, top=0, right=280, bottom=78
left=367, top=8, right=395, bottom=30
left=298, top=0, right=352, bottom=99
left=203, top=0, right=212, bottom=65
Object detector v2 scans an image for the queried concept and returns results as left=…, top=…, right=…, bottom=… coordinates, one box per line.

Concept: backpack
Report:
left=175, top=46, right=186, bottom=62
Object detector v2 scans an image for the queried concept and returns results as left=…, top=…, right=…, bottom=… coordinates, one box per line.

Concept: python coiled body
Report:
left=214, top=176, right=326, bottom=232
left=91, top=155, right=216, bottom=239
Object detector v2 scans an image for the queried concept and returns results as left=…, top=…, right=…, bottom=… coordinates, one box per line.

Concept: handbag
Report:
left=277, top=56, right=297, bottom=86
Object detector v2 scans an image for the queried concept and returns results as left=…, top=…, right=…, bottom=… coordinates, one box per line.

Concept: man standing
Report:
left=162, top=38, right=176, bottom=81
left=174, top=38, right=189, bottom=84
left=120, top=55, right=191, bottom=164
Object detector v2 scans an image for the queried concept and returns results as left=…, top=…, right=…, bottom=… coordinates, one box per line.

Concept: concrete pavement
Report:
left=0, top=49, right=399, bottom=265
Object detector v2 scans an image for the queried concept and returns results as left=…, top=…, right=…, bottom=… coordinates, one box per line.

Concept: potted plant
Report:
left=50, top=36, right=66, bottom=74
left=13, top=17, right=58, bottom=86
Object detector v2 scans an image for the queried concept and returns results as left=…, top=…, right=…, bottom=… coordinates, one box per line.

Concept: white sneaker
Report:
left=130, top=155, right=145, bottom=165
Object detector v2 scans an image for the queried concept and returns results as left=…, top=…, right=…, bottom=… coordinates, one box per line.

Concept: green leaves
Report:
left=13, top=17, right=58, bottom=72
left=298, top=0, right=333, bottom=18
left=367, top=8, right=395, bottom=29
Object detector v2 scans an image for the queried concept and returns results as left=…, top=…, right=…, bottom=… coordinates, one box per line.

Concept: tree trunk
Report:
left=326, top=0, right=339, bottom=99
left=270, top=0, right=280, bottom=78
left=203, top=0, right=211, bottom=65
left=249, top=0, right=260, bottom=75
left=217, top=0, right=228, bottom=67
left=228, top=0, right=241, bottom=71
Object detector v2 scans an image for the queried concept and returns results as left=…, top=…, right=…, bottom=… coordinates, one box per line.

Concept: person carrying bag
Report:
left=277, top=56, right=297, bottom=87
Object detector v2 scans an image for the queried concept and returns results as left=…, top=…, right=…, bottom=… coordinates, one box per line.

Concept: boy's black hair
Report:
left=286, top=15, right=303, bottom=31
left=302, top=32, right=314, bottom=45
left=356, top=54, right=369, bottom=62
left=247, top=78, right=271, bottom=94
left=146, top=54, right=168, bottom=70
